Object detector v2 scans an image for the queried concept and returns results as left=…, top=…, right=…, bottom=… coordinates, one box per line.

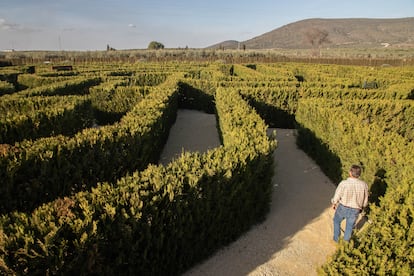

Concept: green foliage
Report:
left=0, top=61, right=413, bottom=274
left=177, top=81, right=215, bottom=113
left=89, top=78, right=142, bottom=124
left=296, top=98, right=413, bottom=187
left=129, top=73, right=168, bottom=86
left=17, top=74, right=73, bottom=89
left=320, top=179, right=413, bottom=275
left=0, top=76, right=276, bottom=275
left=0, top=76, right=180, bottom=213
left=0, top=95, right=94, bottom=143
left=313, top=99, right=414, bottom=141
left=16, top=77, right=101, bottom=97
left=0, top=80, right=14, bottom=95
left=238, top=86, right=298, bottom=128
left=295, top=98, right=414, bottom=275
left=0, top=72, right=19, bottom=90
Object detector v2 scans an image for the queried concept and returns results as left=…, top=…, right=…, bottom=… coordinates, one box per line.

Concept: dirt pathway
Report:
left=160, top=109, right=337, bottom=275
left=159, top=109, right=221, bottom=165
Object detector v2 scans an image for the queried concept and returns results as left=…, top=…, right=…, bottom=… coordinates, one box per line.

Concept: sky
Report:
left=0, top=0, right=413, bottom=51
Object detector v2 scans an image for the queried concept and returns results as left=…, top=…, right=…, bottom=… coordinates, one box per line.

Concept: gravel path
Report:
left=159, top=109, right=221, bottom=165
left=160, top=109, right=337, bottom=276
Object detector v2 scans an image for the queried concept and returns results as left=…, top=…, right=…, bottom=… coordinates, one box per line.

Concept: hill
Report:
left=208, top=17, right=414, bottom=49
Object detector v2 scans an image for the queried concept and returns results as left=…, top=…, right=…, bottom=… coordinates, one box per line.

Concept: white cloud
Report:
left=128, top=23, right=136, bottom=28
left=0, top=18, right=19, bottom=30
left=0, top=18, right=38, bottom=33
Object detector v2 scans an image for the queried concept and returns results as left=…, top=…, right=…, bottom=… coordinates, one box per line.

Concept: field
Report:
left=0, top=58, right=413, bottom=275
left=2, top=47, right=414, bottom=66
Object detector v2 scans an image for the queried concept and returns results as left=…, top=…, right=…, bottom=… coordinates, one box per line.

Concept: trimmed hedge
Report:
left=0, top=76, right=180, bottom=213
left=0, top=80, right=15, bottom=95
left=17, top=74, right=74, bottom=89
left=0, top=82, right=276, bottom=275
left=16, top=77, right=101, bottom=97
left=177, top=81, right=215, bottom=113
left=319, top=178, right=413, bottom=275
left=1, top=61, right=413, bottom=274
left=296, top=98, right=413, bottom=187
left=0, top=95, right=94, bottom=144
left=295, top=98, right=414, bottom=275
left=238, top=86, right=298, bottom=128
left=89, top=79, right=144, bottom=125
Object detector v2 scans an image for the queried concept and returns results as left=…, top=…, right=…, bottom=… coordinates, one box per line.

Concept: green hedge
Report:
left=17, top=74, right=74, bottom=89
left=300, top=86, right=413, bottom=100
left=89, top=79, right=145, bottom=124
left=298, top=99, right=414, bottom=141
left=129, top=73, right=168, bottom=86
left=320, top=178, right=413, bottom=275
left=296, top=98, right=413, bottom=186
left=0, top=80, right=14, bottom=95
left=1, top=61, right=412, bottom=275
left=238, top=86, right=298, bottom=128
left=0, top=94, right=87, bottom=114
left=295, top=98, right=414, bottom=275
left=177, top=81, right=215, bottom=113
left=294, top=63, right=414, bottom=100
left=16, top=77, right=101, bottom=97
left=0, top=77, right=180, bottom=213
left=0, top=95, right=94, bottom=144
left=0, top=72, right=18, bottom=86
left=0, top=82, right=276, bottom=275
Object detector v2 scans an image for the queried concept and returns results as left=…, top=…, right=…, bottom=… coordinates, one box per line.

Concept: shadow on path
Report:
left=184, top=128, right=337, bottom=276
left=160, top=110, right=337, bottom=275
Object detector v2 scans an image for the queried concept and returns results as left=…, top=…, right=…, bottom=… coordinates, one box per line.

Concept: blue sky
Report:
left=0, top=0, right=413, bottom=51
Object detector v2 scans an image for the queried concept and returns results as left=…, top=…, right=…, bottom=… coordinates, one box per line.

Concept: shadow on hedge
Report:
left=295, top=125, right=342, bottom=184
left=246, top=98, right=296, bottom=129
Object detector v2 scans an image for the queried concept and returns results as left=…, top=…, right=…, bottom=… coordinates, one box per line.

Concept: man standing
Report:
left=331, top=165, right=369, bottom=242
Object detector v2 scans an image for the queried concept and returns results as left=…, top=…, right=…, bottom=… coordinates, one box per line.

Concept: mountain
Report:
left=208, top=17, right=414, bottom=49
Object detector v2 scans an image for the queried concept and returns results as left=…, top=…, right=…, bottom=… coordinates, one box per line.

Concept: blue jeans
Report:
left=333, top=204, right=360, bottom=242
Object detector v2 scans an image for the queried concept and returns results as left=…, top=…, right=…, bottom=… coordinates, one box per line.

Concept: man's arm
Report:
left=331, top=182, right=344, bottom=209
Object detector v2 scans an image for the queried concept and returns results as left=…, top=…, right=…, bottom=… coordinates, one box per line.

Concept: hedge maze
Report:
left=0, top=62, right=413, bottom=275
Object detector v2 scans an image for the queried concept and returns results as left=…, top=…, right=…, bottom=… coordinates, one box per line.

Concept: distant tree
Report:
left=148, top=41, right=165, bottom=50
left=304, top=28, right=330, bottom=56
left=106, top=44, right=116, bottom=51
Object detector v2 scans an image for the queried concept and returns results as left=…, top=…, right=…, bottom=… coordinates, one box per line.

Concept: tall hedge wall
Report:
left=0, top=78, right=276, bottom=275
left=0, top=61, right=413, bottom=275
left=295, top=98, right=413, bottom=275
left=0, top=76, right=180, bottom=213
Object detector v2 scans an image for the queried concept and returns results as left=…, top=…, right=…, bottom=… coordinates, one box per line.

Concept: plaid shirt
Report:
left=331, top=177, right=369, bottom=210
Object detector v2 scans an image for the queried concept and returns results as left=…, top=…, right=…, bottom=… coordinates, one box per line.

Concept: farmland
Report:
left=0, top=59, right=413, bottom=274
